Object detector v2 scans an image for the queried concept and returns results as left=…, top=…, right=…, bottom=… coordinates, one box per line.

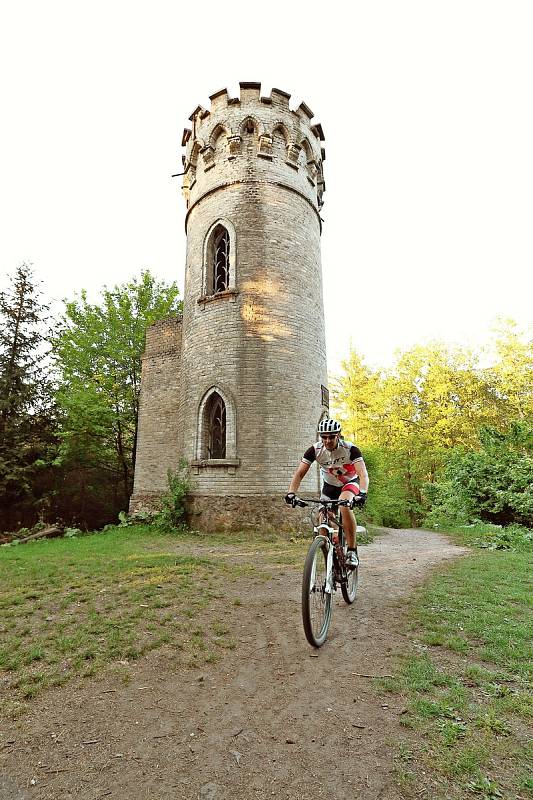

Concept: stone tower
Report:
left=130, top=82, right=329, bottom=530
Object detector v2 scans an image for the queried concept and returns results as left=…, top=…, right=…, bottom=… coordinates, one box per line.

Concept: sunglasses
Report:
left=320, top=434, right=338, bottom=441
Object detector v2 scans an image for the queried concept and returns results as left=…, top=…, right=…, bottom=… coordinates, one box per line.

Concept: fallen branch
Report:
left=351, top=672, right=393, bottom=679
left=17, top=526, right=64, bottom=544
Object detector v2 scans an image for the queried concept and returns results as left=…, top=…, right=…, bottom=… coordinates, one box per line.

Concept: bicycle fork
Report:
left=313, top=524, right=335, bottom=595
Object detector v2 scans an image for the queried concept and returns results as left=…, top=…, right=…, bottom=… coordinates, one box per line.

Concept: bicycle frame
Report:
left=299, top=498, right=351, bottom=592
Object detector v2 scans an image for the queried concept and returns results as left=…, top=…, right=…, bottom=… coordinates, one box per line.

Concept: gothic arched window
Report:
left=213, top=225, right=230, bottom=294
left=206, top=391, right=226, bottom=459
left=194, top=386, right=237, bottom=470
left=201, top=220, right=237, bottom=301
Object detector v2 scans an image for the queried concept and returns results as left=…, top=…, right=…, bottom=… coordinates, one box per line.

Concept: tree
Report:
left=0, top=263, right=55, bottom=528
left=52, top=270, right=181, bottom=527
left=334, top=342, right=498, bottom=524
left=333, top=333, right=528, bottom=526
left=488, top=319, right=533, bottom=423
left=333, top=350, right=382, bottom=446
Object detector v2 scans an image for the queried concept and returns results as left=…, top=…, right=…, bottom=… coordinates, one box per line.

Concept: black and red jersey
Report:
left=302, top=439, right=364, bottom=488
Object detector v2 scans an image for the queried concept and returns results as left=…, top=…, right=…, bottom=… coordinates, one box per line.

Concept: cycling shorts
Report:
left=321, top=482, right=360, bottom=501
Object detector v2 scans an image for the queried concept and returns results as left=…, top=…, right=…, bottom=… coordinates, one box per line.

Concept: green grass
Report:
left=383, top=537, right=532, bottom=800
left=0, top=520, right=374, bottom=716
left=0, top=524, right=308, bottom=715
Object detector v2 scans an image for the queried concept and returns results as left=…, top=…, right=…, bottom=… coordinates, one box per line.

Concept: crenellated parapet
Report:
left=180, top=83, right=326, bottom=216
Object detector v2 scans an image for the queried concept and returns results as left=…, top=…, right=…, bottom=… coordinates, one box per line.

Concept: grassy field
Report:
left=0, top=525, right=307, bottom=716
left=0, top=521, right=376, bottom=717
left=1, top=520, right=530, bottom=797
left=384, top=524, right=532, bottom=800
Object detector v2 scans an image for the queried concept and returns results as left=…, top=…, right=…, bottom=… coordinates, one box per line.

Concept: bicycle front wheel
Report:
left=341, top=551, right=358, bottom=605
left=301, top=535, right=332, bottom=647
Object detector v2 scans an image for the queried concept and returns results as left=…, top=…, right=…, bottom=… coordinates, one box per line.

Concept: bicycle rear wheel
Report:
left=301, top=535, right=332, bottom=647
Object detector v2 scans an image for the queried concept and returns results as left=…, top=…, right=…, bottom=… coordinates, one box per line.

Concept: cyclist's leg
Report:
left=320, top=483, right=341, bottom=541
left=339, top=484, right=359, bottom=549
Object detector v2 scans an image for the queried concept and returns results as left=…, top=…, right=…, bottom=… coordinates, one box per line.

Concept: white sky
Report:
left=1, top=0, right=531, bottom=373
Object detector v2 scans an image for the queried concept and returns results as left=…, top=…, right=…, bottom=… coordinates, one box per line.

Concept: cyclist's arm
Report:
left=288, top=461, right=311, bottom=494
left=354, top=458, right=369, bottom=493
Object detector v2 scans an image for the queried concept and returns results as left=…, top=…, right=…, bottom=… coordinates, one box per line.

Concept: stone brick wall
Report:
left=131, top=83, right=329, bottom=528
left=130, top=317, right=183, bottom=504
left=185, top=494, right=318, bottom=534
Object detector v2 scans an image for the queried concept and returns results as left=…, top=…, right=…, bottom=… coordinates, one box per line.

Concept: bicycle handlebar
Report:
left=294, top=498, right=352, bottom=509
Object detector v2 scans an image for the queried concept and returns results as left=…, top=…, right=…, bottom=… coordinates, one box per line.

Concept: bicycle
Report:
left=294, top=497, right=359, bottom=648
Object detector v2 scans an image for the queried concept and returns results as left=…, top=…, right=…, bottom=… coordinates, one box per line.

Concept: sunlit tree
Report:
left=53, top=270, right=181, bottom=525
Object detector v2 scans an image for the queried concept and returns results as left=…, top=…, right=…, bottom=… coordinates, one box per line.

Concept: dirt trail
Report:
left=0, top=529, right=469, bottom=800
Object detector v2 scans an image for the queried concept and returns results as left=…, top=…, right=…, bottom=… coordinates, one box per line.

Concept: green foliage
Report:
left=427, top=521, right=533, bottom=552
left=63, top=527, right=83, bottom=538
left=116, top=462, right=191, bottom=531
left=472, top=524, right=533, bottom=551
left=488, top=318, right=533, bottom=423
left=466, top=775, right=504, bottom=799
left=154, top=461, right=191, bottom=531
left=334, top=321, right=532, bottom=528
left=52, top=270, right=181, bottom=528
left=0, top=263, right=56, bottom=530
left=426, top=421, right=533, bottom=529
left=358, top=447, right=412, bottom=528
left=117, top=509, right=154, bottom=527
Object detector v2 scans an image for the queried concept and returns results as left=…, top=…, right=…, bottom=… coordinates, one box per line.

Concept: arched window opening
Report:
left=213, top=225, right=230, bottom=294
left=193, top=386, right=238, bottom=470
left=201, top=219, right=236, bottom=301
left=207, top=392, right=226, bottom=458
left=241, top=117, right=258, bottom=157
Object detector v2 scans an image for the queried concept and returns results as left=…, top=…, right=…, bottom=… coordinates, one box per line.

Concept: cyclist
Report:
left=285, top=418, right=369, bottom=568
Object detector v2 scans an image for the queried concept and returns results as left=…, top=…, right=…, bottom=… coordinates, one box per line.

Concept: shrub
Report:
left=153, top=461, right=191, bottom=531
left=425, top=422, right=533, bottom=529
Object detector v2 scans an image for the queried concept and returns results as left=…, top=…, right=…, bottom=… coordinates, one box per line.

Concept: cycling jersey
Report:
left=301, top=439, right=364, bottom=489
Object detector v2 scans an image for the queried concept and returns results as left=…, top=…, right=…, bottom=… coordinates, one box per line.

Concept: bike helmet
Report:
left=317, top=418, right=341, bottom=435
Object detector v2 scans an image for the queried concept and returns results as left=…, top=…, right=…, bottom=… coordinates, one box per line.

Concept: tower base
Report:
left=129, top=492, right=312, bottom=534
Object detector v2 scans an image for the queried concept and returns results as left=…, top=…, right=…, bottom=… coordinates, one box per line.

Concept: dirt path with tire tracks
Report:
left=0, top=529, right=469, bottom=800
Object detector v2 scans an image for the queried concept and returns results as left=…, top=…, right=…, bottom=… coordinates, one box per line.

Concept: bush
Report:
left=153, top=461, right=191, bottom=531
left=425, top=422, right=533, bottom=529
left=469, top=523, right=533, bottom=551
left=428, top=521, right=532, bottom=551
